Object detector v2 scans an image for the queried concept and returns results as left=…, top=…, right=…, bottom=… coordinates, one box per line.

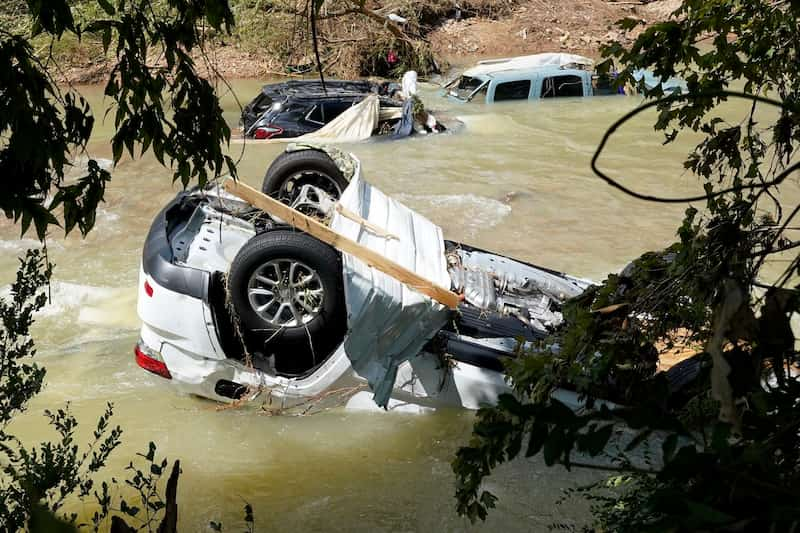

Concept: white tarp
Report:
left=400, top=70, right=418, bottom=98
left=236, top=95, right=388, bottom=144
left=329, top=171, right=451, bottom=408
left=463, top=52, right=594, bottom=77
left=296, top=94, right=379, bottom=143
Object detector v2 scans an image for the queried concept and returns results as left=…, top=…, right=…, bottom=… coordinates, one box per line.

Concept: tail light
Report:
left=134, top=340, right=172, bottom=379
left=253, top=124, right=284, bottom=139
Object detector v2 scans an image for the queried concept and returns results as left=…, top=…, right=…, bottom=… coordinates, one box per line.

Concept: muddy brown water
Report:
left=2, top=80, right=797, bottom=531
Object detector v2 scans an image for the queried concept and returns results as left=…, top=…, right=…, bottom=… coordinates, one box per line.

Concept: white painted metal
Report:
left=463, top=53, right=594, bottom=77
left=137, top=264, right=508, bottom=409
left=329, top=173, right=453, bottom=407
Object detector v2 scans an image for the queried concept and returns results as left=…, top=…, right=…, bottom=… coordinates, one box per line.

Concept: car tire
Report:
left=228, top=230, right=346, bottom=375
left=262, top=149, right=349, bottom=205
left=664, top=354, right=703, bottom=394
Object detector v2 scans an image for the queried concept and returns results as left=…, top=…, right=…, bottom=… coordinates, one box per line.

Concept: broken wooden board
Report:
left=224, top=179, right=462, bottom=310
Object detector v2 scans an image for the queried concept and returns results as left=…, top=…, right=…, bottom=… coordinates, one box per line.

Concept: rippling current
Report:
left=1, top=79, right=795, bottom=531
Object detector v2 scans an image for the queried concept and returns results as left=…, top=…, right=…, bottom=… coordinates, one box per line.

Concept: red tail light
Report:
left=134, top=341, right=172, bottom=379
left=144, top=280, right=154, bottom=297
left=253, top=124, right=284, bottom=139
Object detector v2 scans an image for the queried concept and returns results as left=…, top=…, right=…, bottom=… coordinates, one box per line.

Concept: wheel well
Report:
left=207, top=271, right=247, bottom=361
left=207, top=229, right=347, bottom=378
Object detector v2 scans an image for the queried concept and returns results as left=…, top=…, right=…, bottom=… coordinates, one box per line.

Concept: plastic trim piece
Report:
left=439, top=332, right=507, bottom=373
left=141, top=192, right=210, bottom=300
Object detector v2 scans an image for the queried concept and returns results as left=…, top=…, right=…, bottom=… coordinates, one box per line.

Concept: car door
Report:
left=539, top=74, right=587, bottom=98
left=303, top=100, right=356, bottom=128
left=321, top=100, right=356, bottom=123
left=488, top=79, right=533, bottom=103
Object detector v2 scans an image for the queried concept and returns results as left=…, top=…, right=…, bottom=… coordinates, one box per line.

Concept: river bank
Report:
left=5, top=0, right=680, bottom=85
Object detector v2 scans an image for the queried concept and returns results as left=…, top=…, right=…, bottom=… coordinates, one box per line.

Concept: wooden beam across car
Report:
left=224, top=179, right=462, bottom=310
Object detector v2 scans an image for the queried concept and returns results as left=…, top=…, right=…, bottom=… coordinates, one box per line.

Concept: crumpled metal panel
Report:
left=449, top=265, right=497, bottom=311
left=329, top=173, right=451, bottom=408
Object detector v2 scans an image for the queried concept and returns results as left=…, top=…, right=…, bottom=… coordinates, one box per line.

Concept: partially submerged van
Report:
left=444, top=53, right=686, bottom=103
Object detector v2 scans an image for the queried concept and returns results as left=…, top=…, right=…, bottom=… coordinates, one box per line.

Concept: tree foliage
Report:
left=0, top=0, right=237, bottom=241
left=1, top=1, right=239, bottom=528
left=454, top=1, right=800, bottom=530
left=0, top=251, right=124, bottom=531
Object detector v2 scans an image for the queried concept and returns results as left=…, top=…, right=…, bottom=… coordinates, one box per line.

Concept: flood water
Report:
left=2, top=80, right=797, bottom=531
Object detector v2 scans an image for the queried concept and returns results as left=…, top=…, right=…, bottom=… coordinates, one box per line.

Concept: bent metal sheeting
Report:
left=330, top=172, right=452, bottom=408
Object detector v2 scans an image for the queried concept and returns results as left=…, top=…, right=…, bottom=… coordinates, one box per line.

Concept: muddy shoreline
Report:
left=57, top=0, right=678, bottom=86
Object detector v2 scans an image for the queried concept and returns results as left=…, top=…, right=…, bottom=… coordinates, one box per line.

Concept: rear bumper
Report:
left=136, top=323, right=510, bottom=410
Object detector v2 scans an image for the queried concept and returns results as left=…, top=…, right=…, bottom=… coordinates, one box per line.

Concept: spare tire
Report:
left=228, top=230, right=346, bottom=375
left=262, top=149, right=348, bottom=205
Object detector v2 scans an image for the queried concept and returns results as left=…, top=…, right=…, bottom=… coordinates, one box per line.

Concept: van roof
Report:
left=462, top=53, right=594, bottom=78
left=474, top=67, right=590, bottom=83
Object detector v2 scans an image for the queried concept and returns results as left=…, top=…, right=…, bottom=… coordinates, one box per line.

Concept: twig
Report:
left=591, top=91, right=800, bottom=204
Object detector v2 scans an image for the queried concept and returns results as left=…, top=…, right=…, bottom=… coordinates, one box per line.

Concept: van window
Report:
left=541, top=75, right=584, bottom=98
left=472, top=84, right=488, bottom=103
left=494, top=80, right=531, bottom=101
left=451, top=76, right=486, bottom=100
left=592, top=74, right=619, bottom=96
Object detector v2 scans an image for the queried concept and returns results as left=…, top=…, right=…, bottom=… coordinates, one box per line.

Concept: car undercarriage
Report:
left=135, top=146, right=591, bottom=409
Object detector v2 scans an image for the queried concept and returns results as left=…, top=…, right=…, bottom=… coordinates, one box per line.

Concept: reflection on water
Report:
left=2, top=80, right=797, bottom=531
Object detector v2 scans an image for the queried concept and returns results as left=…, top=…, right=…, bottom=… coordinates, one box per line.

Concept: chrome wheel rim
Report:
left=278, top=171, right=342, bottom=203
left=247, top=259, right=324, bottom=327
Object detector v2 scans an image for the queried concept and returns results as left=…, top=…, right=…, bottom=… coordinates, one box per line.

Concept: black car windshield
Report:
left=449, top=76, right=488, bottom=101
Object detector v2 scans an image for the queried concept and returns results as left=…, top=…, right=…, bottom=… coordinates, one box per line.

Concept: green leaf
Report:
left=506, top=431, right=523, bottom=460
left=146, top=441, right=156, bottom=461
left=20, top=212, right=32, bottom=238
left=497, top=393, right=524, bottom=417
left=97, top=0, right=116, bottom=15
left=546, top=398, right=576, bottom=424
left=543, top=428, right=565, bottom=465
left=710, top=423, right=731, bottom=452
left=662, top=433, right=679, bottom=463
left=111, top=136, right=123, bottom=163
left=526, top=422, right=548, bottom=457
left=28, top=504, right=77, bottom=533
left=685, top=501, right=735, bottom=527
left=119, top=500, right=140, bottom=517
left=102, top=27, right=112, bottom=53
left=582, top=424, right=613, bottom=456
left=625, top=428, right=653, bottom=452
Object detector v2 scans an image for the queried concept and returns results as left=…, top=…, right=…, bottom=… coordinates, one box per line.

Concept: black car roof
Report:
left=286, top=91, right=374, bottom=101
left=261, top=79, right=380, bottom=97
left=280, top=93, right=402, bottom=108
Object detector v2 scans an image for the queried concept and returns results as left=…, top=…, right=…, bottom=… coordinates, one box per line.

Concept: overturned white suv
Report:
left=135, top=146, right=591, bottom=411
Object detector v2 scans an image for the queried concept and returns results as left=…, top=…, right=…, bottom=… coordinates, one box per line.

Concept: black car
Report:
left=240, top=80, right=400, bottom=139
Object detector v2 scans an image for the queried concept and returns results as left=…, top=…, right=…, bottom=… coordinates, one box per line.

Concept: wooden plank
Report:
left=224, top=179, right=462, bottom=309
left=335, top=204, right=399, bottom=240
